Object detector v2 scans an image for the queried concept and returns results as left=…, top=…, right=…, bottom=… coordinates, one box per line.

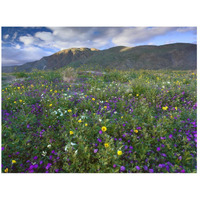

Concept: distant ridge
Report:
left=2, top=43, right=197, bottom=72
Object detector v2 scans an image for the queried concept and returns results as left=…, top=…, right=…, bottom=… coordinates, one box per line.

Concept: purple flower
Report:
left=94, top=149, right=98, bottom=153
left=178, top=156, right=182, bottom=160
left=120, top=166, right=125, bottom=171
left=33, top=156, right=38, bottom=160
left=39, top=161, right=43, bottom=165
left=161, top=153, right=167, bottom=157
left=149, top=169, right=154, bottom=173
left=97, top=138, right=102, bottom=143
left=137, top=127, right=141, bottom=130
left=1, top=147, right=5, bottom=151
left=144, top=166, right=148, bottom=170
left=99, top=130, right=102, bottom=134
left=55, top=169, right=59, bottom=173
left=129, top=146, right=133, bottom=149
left=113, top=164, right=117, bottom=168
left=136, top=166, right=140, bottom=171
left=29, top=165, right=34, bottom=170
left=46, top=163, right=52, bottom=170
left=34, top=164, right=38, bottom=169
left=181, top=169, right=185, bottom=173
left=156, top=147, right=161, bottom=151
left=169, top=134, right=173, bottom=139
left=158, top=164, right=163, bottom=168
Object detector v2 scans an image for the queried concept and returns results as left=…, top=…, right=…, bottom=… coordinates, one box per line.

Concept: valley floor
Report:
left=1, top=69, right=197, bottom=173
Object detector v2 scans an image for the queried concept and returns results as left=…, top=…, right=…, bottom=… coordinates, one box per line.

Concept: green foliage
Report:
left=1, top=69, right=197, bottom=173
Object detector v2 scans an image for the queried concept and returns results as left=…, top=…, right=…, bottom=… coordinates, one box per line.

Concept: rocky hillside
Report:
left=2, top=43, right=197, bottom=72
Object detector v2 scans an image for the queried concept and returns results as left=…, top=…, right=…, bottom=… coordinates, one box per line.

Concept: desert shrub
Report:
left=61, top=67, right=78, bottom=83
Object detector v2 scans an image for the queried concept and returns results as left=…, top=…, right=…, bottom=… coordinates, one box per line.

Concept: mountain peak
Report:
left=54, top=47, right=99, bottom=55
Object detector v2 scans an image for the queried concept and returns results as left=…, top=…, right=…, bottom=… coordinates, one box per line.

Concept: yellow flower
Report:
left=70, top=131, right=74, bottom=135
left=85, top=95, right=87, bottom=97
left=162, top=106, right=168, bottom=110
left=19, top=100, right=22, bottom=103
left=175, top=107, right=178, bottom=110
left=121, top=116, right=123, bottom=119
left=14, top=101, right=16, bottom=104
left=49, top=104, right=52, bottom=107
left=134, top=130, right=138, bottom=133
left=136, top=94, right=139, bottom=96
left=68, top=109, right=72, bottom=113
left=78, top=119, right=82, bottom=123
left=12, top=160, right=16, bottom=164
left=92, top=98, right=95, bottom=101
left=104, top=143, right=109, bottom=148
left=101, top=126, right=107, bottom=132
left=17, top=87, right=20, bottom=90
left=50, top=89, right=52, bottom=92
left=104, top=106, right=107, bottom=109
left=31, top=84, right=34, bottom=88
left=4, top=168, right=8, bottom=173
left=85, top=123, right=88, bottom=126
left=117, top=150, right=123, bottom=156
left=54, top=90, right=57, bottom=93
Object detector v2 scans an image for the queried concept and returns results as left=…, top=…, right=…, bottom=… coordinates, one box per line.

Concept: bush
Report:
left=61, top=67, right=77, bottom=83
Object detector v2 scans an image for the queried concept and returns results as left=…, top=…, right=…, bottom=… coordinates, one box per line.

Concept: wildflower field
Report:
left=1, top=69, right=197, bottom=173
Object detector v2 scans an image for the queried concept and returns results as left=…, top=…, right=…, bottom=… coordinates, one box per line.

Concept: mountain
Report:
left=2, top=43, right=197, bottom=73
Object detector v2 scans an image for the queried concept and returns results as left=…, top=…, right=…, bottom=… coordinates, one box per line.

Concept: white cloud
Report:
left=15, top=44, right=21, bottom=49
left=19, top=27, right=191, bottom=50
left=12, top=32, right=18, bottom=41
left=112, top=27, right=176, bottom=46
left=3, top=34, right=9, bottom=40
left=2, top=45, right=53, bottom=66
left=19, top=35, right=36, bottom=45
left=176, top=27, right=196, bottom=32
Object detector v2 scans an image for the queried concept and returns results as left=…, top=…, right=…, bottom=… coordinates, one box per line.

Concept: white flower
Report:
left=99, top=118, right=102, bottom=122
left=42, top=151, right=47, bottom=156
left=75, top=150, right=78, bottom=155
left=71, top=142, right=76, bottom=146
left=47, top=144, right=51, bottom=148
left=64, top=145, right=68, bottom=152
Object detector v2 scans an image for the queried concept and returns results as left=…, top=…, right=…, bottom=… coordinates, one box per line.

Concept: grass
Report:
left=1, top=68, right=197, bottom=173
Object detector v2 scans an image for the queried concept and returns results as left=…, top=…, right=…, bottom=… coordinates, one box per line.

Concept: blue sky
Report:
left=2, top=27, right=197, bottom=66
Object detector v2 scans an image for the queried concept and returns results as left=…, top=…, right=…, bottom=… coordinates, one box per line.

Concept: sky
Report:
left=1, top=27, right=197, bottom=66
